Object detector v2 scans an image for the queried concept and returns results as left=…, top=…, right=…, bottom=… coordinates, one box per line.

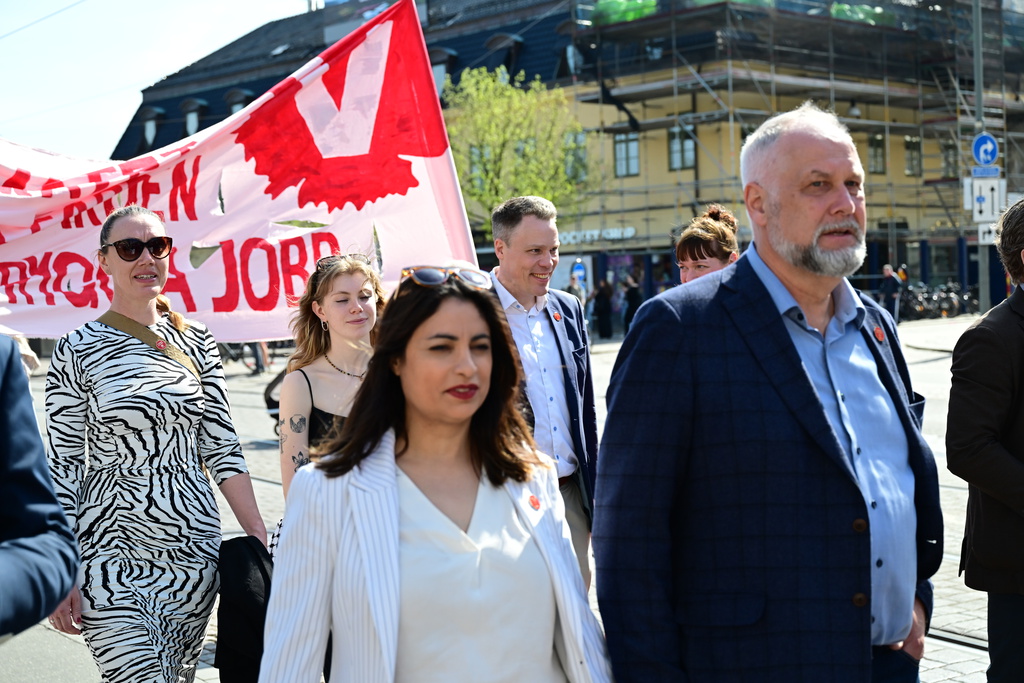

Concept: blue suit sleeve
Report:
left=572, top=293, right=599, bottom=506
left=0, top=337, right=79, bottom=636
left=594, top=297, right=690, bottom=681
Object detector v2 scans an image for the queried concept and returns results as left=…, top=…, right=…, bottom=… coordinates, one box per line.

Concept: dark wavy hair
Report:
left=675, top=204, right=740, bottom=264
left=317, top=275, right=541, bottom=484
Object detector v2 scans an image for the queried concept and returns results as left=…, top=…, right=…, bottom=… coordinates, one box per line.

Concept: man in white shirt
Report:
left=490, top=196, right=599, bottom=588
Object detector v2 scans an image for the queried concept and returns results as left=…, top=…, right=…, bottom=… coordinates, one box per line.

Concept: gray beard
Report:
left=767, top=219, right=866, bottom=278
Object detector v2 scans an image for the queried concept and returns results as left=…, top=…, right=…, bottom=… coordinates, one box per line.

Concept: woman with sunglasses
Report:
left=276, top=252, right=386, bottom=502
left=45, top=205, right=266, bottom=683
left=260, top=265, right=612, bottom=683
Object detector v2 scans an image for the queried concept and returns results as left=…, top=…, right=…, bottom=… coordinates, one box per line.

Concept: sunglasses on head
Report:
left=101, top=236, right=173, bottom=262
left=400, top=266, right=492, bottom=290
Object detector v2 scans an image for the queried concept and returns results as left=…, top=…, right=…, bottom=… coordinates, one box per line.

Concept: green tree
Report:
left=442, top=67, right=594, bottom=241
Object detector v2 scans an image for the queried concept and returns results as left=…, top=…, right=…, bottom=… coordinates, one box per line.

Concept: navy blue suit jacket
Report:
left=594, top=257, right=943, bottom=682
left=0, top=336, right=78, bottom=637
left=519, top=289, right=599, bottom=522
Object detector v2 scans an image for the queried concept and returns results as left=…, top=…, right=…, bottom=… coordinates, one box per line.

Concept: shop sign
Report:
left=561, top=226, right=638, bottom=245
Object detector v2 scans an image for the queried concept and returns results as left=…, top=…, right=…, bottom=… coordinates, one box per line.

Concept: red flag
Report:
left=0, top=0, right=473, bottom=341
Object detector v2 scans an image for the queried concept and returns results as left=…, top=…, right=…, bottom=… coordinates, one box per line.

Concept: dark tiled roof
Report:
left=434, top=10, right=572, bottom=83
left=112, top=3, right=572, bottom=158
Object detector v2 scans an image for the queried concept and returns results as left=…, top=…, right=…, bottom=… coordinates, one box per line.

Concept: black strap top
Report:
left=296, top=368, right=347, bottom=449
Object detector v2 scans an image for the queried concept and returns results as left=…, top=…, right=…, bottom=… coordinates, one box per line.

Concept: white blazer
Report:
left=259, top=429, right=613, bottom=683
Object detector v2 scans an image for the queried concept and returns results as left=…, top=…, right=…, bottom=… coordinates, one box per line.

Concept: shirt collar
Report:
left=745, top=243, right=865, bottom=329
left=490, top=267, right=548, bottom=312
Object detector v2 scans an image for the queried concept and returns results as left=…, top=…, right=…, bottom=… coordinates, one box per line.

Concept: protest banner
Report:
left=0, top=0, right=474, bottom=341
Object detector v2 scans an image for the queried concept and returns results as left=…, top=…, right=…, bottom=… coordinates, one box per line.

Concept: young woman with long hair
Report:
left=276, top=253, right=386, bottom=498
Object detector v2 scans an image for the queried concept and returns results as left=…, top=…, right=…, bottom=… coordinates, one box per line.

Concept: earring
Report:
left=321, top=319, right=328, bottom=331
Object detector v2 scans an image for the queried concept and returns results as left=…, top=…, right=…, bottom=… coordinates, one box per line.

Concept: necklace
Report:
left=324, top=353, right=366, bottom=380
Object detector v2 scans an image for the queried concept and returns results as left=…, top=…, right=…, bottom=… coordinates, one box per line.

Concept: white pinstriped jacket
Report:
left=259, top=429, right=612, bottom=683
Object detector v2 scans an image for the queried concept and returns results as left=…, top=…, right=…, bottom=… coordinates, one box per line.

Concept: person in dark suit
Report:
left=594, top=101, right=943, bottom=682
left=946, top=197, right=1024, bottom=683
left=490, top=195, right=599, bottom=588
left=0, top=334, right=79, bottom=639
left=878, top=263, right=903, bottom=323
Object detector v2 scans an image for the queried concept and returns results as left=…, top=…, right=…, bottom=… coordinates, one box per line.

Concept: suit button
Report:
left=852, top=518, right=868, bottom=533
left=852, top=593, right=868, bottom=607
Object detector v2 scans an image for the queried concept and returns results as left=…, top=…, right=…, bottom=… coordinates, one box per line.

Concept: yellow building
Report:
left=555, top=0, right=1023, bottom=304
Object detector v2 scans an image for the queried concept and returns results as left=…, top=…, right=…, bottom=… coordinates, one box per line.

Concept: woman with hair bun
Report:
left=675, top=203, right=740, bottom=284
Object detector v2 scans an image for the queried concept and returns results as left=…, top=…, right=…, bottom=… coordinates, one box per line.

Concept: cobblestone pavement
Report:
left=5, top=316, right=998, bottom=682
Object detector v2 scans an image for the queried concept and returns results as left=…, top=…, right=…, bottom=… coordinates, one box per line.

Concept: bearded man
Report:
left=594, top=102, right=943, bottom=683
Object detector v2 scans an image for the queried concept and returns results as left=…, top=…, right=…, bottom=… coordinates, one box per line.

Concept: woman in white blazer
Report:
left=260, top=265, right=612, bottom=683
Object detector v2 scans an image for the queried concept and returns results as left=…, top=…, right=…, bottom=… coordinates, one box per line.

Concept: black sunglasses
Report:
left=101, top=236, right=173, bottom=262
left=400, top=266, right=492, bottom=290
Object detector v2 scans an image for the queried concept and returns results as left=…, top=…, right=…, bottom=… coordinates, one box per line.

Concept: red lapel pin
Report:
left=873, top=326, right=885, bottom=342
left=552, top=312, right=562, bottom=322
left=529, top=495, right=540, bottom=510
left=155, top=340, right=168, bottom=350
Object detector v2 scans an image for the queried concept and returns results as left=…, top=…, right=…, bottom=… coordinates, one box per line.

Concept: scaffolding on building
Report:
left=567, top=0, right=1024, bottom=265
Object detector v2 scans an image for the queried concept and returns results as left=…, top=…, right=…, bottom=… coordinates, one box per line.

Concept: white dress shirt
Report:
left=491, top=271, right=578, bottom=478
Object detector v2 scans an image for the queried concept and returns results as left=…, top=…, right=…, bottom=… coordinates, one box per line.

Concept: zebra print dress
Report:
left=45, top=315, right=248, bottom=683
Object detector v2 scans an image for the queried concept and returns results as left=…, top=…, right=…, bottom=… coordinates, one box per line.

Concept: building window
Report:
left=904, top=136, right=922, bottom=177
left=668, top=124, right=695, bottom=171
left=614, top=132, right=640, bottom=177
left=565, top=131, right=587, bottom=182
left=224, top=88, right=254, bottom=115
left=432, top=64, right=448, bottom=93
left=469, top=145, right=491, bottom=191
left=137, top=106, right=165, bottom=153
left=144, top=120, right=159, bottom=147
left=179, top=98, right=208, bottom=137
left=941, top=139, right=959, bottom=178
left=428, top=47, right=457, bottom=96
left=868, top=134, right=886, bottom=174
left=483, top=33, right=522, bottom=75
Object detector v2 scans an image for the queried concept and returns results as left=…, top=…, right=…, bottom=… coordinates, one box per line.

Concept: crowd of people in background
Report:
left=9, top=100, right=1024, bottom=683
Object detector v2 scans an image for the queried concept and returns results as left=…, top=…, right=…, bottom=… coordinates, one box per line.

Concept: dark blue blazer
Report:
left=594, top=257, right=943, bottom=682
left=524, top=289, right=599, bottom=522
left=0, top=335, right=79, bottom=637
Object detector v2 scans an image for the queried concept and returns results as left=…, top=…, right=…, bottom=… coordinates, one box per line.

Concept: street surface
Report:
left=0, top=315, right=991, bottom=681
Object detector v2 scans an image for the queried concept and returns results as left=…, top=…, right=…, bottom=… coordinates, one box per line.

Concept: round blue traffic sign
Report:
left=973, top=132, right=999, bottom=166
left=571, top=259, right=587, bottom=288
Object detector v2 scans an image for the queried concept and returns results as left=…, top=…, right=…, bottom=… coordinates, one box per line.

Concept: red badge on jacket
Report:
left=873, top=326, right=885, bottom=342
left=529, top=495, right=540, bottom=510
left=552, top=312, right=562, bottom=322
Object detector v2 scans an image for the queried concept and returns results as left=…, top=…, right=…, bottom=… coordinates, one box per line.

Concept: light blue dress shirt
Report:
left=746, top=245, right=917, bottom=646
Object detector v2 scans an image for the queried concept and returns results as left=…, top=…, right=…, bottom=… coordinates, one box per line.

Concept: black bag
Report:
left=215, top=535, right=273, bottom=683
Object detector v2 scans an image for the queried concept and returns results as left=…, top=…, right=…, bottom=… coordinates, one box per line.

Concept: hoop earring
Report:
left=321, top=319, right=328, bottom=331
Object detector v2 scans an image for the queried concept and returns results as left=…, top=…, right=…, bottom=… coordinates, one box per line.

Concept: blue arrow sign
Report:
left=973, top=132, right=999, bottom=166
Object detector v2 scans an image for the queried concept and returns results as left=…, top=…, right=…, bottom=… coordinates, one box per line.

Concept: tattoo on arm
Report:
left=289, top=414, right=307, bottom=433
left=292, top=450, right=310, bottom=472
left=278, top=420, right=286, bottom=447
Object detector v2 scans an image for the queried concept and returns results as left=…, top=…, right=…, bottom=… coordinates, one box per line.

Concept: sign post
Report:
left=972, top=131, right=1000, bottom=313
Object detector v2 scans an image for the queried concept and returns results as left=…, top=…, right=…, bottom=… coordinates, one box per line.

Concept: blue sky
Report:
left=0, top=0, right=309, bottom=160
